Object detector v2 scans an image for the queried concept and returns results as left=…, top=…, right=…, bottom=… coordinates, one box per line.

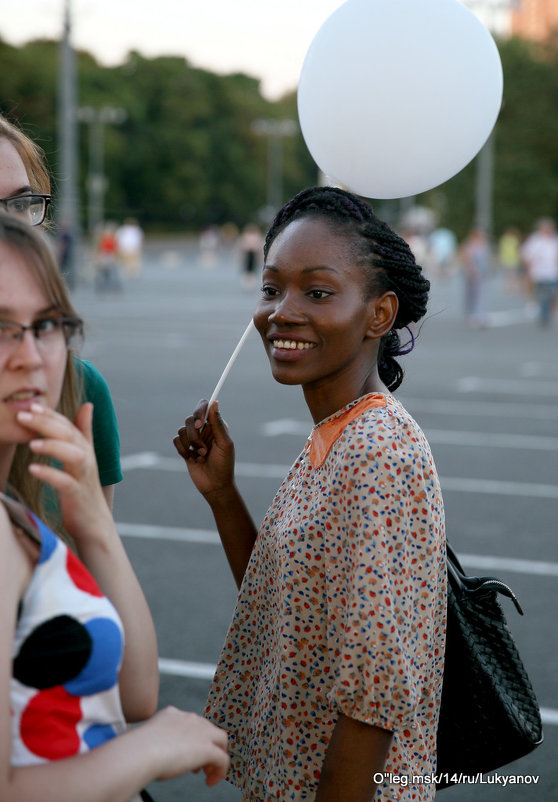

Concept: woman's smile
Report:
left=268, top=334, right=317, bottom=360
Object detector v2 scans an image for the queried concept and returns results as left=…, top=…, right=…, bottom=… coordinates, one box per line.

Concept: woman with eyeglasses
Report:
left=0, top=214, right=229, bottom=801
left=0, top=113, right=122, bottom=513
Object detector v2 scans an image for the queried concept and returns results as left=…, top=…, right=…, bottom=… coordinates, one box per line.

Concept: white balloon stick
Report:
left=208, top=319, right=254, bottom=408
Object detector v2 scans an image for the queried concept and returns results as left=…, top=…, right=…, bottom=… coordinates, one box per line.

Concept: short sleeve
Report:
left=325, top=413, right=445, bottom=733
left=74, top=358, right=123, bottom=486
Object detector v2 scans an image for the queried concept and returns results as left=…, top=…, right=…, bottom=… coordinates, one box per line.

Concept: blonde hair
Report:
left=0, top=113, right=51, bottom=195
left=0, top=214, right=82, bottom=532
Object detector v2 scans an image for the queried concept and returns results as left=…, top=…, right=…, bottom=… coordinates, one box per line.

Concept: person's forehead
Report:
left=0, top=139, right=30, bottom=197
left=268, top=216, right=352, bottom=260
left=0, top=243, right=45, bottom=303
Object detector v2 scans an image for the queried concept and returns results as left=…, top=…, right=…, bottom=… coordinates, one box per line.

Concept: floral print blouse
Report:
left=206, top=394, right=447, bottom=801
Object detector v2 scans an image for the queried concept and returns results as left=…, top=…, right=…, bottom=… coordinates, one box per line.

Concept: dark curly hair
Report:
left=264, top=186, right=430, bottom=392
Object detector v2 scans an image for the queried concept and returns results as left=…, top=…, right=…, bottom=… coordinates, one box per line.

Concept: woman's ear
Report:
left=366, top=291, right=399, bottom=339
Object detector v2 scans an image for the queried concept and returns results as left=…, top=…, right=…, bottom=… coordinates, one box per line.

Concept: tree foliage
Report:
left=0, top=34, right=557, bottom=238
left=0, top=37, right=315, bottom=232
left=420, top=35, right=558, bottom=240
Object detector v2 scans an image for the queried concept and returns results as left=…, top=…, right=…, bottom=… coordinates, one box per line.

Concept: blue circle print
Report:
left=64, top=617, right=123, bottom=696
left=34, top=517, right=58, bottom=564
left=83, top=722, right=118, bottom=750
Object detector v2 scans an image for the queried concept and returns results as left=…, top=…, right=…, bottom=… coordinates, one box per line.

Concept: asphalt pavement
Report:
left=72, top=238, right=558, bottom=802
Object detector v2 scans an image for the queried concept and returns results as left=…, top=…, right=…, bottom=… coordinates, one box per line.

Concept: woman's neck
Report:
left=303, top=366, right=387, bottom=425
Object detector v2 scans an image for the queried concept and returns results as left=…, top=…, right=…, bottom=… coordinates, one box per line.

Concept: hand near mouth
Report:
left=16, top=402, right=112, bottom=544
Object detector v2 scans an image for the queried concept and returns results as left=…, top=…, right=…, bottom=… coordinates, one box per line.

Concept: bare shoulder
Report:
left=0, top=502, right=35, bottom=597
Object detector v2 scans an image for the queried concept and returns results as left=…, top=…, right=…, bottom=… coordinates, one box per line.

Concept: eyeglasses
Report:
left=0, top=194, right=51, bottom=226
left=0, top=317, right=84, bottom=354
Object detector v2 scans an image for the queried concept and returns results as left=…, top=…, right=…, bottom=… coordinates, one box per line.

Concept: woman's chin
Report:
left=270, top=370, right=302, bottom=386
left=2, top=424, right=34, bottom=444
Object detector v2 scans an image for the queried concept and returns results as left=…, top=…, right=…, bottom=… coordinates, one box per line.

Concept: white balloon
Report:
left=297, top=0, right=503, bottom=199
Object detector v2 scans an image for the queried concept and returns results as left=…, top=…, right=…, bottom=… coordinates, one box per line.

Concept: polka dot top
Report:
left=6, top=494, right=137, bottom=792
left=205, top=394, right=447, bottom=801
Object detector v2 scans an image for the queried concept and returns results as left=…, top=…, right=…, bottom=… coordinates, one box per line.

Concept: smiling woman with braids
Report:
left=175, top=186, right=447, bottom=802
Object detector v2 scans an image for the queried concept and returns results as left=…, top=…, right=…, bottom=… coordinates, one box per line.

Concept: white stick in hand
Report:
left=207, top=319, right=255, bottom=408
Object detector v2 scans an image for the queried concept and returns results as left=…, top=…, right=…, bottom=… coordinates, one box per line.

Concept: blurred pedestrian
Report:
left=56, top=218, right=76, bottom=289
left=239, top=222, right=264, bottom=290
left=198, top=225, right=220, bottom=270
left=94, top=222, right=123, bottom=295
left=459, top=227, right=491, bottom=328
left=116, top=217, right=144, bottom=279
left=497, top=227, right=521, bottom=295
left=0, top=112, right=122, bottom=510
left=429, top=226, right=457, bottom=279
left=175, top=186, right=446, bottom=802
left=520, top=218, right=558, bottom=327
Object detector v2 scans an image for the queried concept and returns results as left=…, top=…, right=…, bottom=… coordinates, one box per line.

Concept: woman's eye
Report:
left=35, top=319, right=60, bottom=336
left=261, top=285, right=279, bottom=298
left=309, top=289, right=331, bottom=300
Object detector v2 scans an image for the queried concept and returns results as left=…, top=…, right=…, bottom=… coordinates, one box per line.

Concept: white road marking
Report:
left=142, top=454, right=290, bottom=478
left=119, top=522, right=558, bottom=578
left=457, top=376, right=558, bottom=396
left=426, top=429, right=558, bottom=451
left=120, top=451, right=160, bottom=470
left=540, top=708, right=558, bottom=726
left=261, top=419, right=311, bottom=436
left=159, top=658, right=216, bottom=680
left=485, top=308, right=533, bottom=327
left=440, top=476, right=558, bottom=499
left=460, top=553, right=558, bottom=578
left=403, top=397, right=558, bottom=421
left=122, top=452, right=558, bottom=498
left=261, top=423, right=558, bottom=452
left=117, top=522, right=219, bottom=543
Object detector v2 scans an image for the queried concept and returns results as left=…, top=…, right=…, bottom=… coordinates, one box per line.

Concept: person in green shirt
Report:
left=0, top=112, right=122, bottom=509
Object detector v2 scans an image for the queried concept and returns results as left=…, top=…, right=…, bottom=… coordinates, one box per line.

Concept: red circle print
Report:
left=20, top=686, right=82, bottom=759
left=66, top=549, right=103, bottom=596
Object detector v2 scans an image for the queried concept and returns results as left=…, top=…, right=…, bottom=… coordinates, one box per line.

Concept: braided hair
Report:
left=264, top=186, right=430, bottom=392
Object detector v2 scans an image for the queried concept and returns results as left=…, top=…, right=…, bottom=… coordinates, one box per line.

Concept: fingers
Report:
left=28, top=438, right=85, bottom=466
left=203, top=751, right=230, bottom=786
left=16, top=403, right=78, bottom=441
left=18, top=404, right=98, bottom=497
left=173, top=399, right=208, bottom=462
left=173, top=434, right=188, bottom=460
left=27, top=461, right=78, bottom=493
left=199, top=721, right=229, bottom=786
left=208, top=720, right=228, bottom=752
left=18, top=404, right=93, bottom=470
left=149, top=708, right=230, bottom=783
left=174, top=400, right=231, bottom=464
left=174, top=422, right=212, bottom=463
left=74, top=402, right=94, bottom=445
left=192, top=398, right=209, bottom=427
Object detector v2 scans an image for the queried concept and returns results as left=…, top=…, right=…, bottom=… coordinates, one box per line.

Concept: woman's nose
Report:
left=8, top=330, right=44, bottom=367
left=268, top=293, right=306, bottom=324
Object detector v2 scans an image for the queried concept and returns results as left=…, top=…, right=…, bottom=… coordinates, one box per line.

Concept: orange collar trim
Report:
left=308, top=394, right=387, bottom=469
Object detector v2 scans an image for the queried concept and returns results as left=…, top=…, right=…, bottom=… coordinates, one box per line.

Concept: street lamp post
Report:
left=475, top=133, right=494, bottom=237
left=252, top=119, right=297, bottom=221
left=57, top=0, right=79, bottom=287
left=77, top=106, right=126, bottom=236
